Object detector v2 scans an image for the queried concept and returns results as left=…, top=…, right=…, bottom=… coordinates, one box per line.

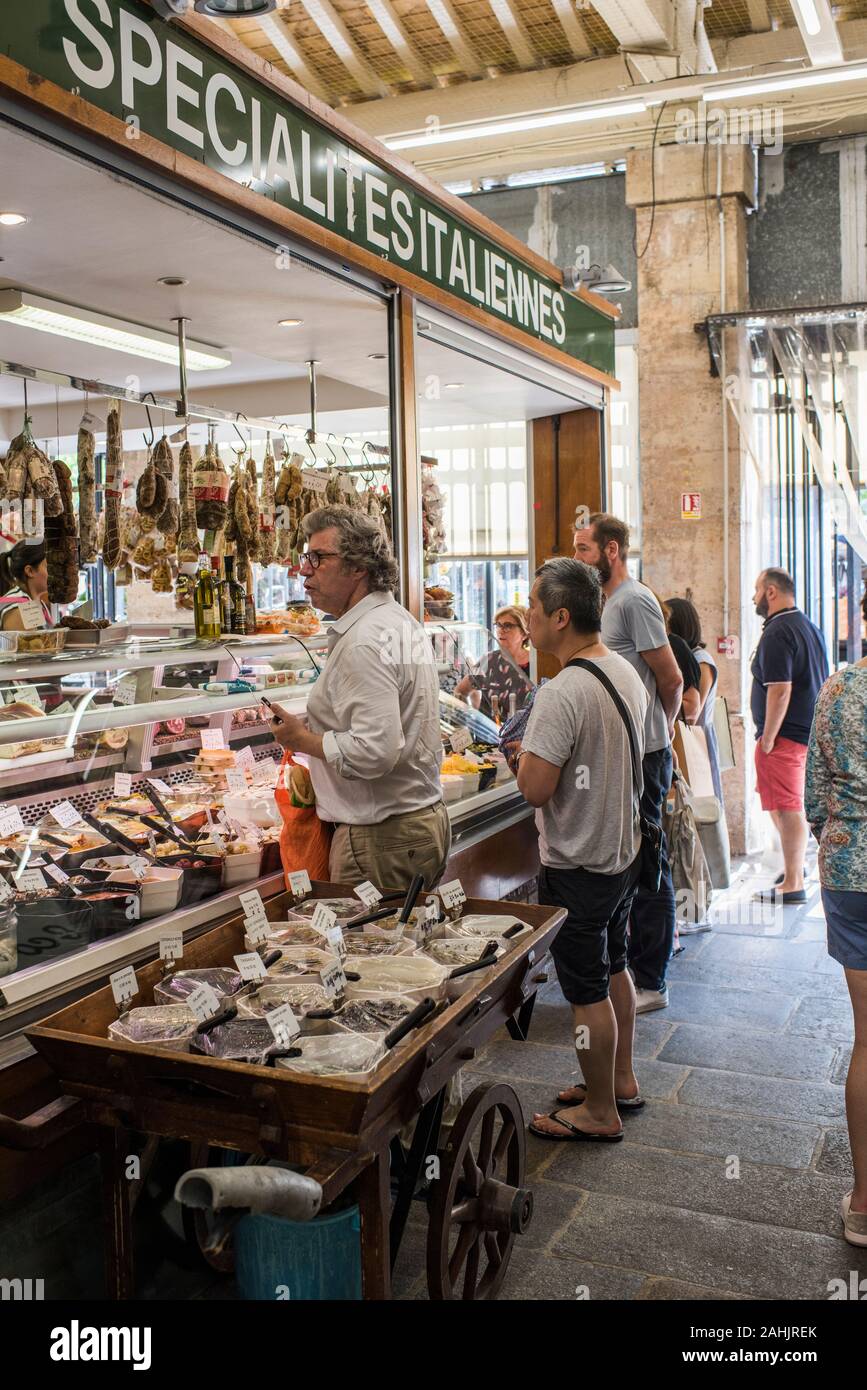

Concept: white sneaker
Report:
left=841, top=1192, right=867, bottom=1247
left=635, top=986, right=669, bottom=1014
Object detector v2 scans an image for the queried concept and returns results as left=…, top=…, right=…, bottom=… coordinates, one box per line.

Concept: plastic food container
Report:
left=235, top=980, right=332, bottom=1020
left=153, top=967, right=242, bottom=1007
left=339, top=931, right=415, bottom=957
left=335, top=994, right=414, bottom=1036
left=286, top=897, right=364, bottom=927
left=222, top=847, right=263, bottom=887
left=0, top=628, right=68, bottom=657
left=243, top=921, right=327, bottom=952
left=222, top=790, right=280, bottom=828
left=158, top=852, right=224, bottom=905
left=192, top=1018, right=283, bottom=1066
left=275, top=1032, right=385, bottom=1079
left=105, top=865, right=183, bottom=919
left=108, top=1005, right=197, bottom=1052
left=445, top=913, right=531, bottom=942
left=423, top=936, right=500, bottom=968
left=266, top=945, right=333, bottom=980
left=440, top=775, right=466, bottom=804
left=343, top=954, right=448, bottom=1003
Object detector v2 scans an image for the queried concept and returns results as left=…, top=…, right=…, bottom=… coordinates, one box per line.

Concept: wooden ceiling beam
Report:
left=365, top=0, right=437, bottom=86
left=424, top=0, right=487, bottom=78
left=256, top=8, right=330, bottom=103
left=549, top=0, right=592, bottom=59
left=299, top=0, right=391, bottom=97
left=487, top=0, right=537, bottom=68
left=788, top=0, right=844, bottom=66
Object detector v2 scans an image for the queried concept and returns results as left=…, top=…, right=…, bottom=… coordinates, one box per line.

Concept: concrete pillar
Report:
left=625, top=144, right=753, bottom=854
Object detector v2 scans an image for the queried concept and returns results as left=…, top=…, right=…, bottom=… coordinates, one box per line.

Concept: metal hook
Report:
left=141, top=392, right=156, bottom=450
left=231, top=414, right=248, bottom=459
left=324, top=433, right=337, bottom=468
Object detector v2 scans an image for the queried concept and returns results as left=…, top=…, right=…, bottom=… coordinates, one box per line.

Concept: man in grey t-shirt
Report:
left=517, top=558, right=647, bottom=1144
left=574, top=514, right=683, bottom=1013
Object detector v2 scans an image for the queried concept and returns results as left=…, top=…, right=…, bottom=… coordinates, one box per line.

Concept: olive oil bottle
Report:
left=194, top=553, right=221, bottom=640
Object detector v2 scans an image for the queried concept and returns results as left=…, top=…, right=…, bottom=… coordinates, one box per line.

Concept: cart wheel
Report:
left=426, top=1083, right=532, bottom=1301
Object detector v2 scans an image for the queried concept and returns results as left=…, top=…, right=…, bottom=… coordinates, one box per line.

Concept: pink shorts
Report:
left=755, top=737, right=808, bottom=812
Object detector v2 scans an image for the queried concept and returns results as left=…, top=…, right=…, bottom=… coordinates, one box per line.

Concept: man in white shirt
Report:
left=268, top=504, right=449, bottom=891
left=574, top=514, right=683, bottom=1013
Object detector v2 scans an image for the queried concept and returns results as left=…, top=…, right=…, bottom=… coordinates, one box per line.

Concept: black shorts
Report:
left=538, top=856, right=641, bottom=1006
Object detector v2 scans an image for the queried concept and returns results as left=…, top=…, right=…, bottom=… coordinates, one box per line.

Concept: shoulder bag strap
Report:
left=565, top=657, right=642, bottom=810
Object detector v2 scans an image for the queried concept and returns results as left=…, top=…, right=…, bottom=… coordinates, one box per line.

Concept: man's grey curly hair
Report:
left=303, top=504, right=398, bottom=593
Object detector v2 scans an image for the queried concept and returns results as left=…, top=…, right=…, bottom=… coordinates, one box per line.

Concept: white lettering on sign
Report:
left=439, top=879, right=466, bottom=912
left=50, top=801, right=84, bottom=829
left=449, top=727, right=472, bottom=754
left=113, top=772, right=133, bottom=799
left=266, top=1002, right=300, bottom=1047
left=310, top=902, right=337, bottom=936
left=110, top=964, right=138, bottom=1008
left=681, top=492, right=702, bottom=521
left=287, top=869, right=311, bottom=898
left=159, top=932, right=183, bottom=964
left=201, top=728, right=226, bottom=751
left=320, top=960, right=347, bottom=999
left=0, top=806, right=24, bottom=836
left=234, top=951, right=267, bottom=982
left=354, top=881, right=382, bottom=909
left=186, top=982, right=221, bottom=1022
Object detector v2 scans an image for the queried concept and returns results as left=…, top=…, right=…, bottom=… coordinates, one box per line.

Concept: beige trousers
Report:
left=328, top=801, right=451, bottom=893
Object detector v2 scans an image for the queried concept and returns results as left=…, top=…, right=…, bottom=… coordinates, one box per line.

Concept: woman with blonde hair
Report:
left=455, top=604, right=534, bottom=722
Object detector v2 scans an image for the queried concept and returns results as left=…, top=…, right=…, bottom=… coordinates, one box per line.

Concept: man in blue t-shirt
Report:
left=750, top=568, right=829, bottom=904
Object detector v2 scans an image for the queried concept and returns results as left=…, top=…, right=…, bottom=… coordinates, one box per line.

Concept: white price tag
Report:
left=326, top=924, right=345, bottom=957
left=50, top=801, right=84, bottom=829
left=114, top=678, right=138, bottom=707
left=288, top=869, right=311, bottom=898
left=449, top=727, right=473, bottom=754
left=18, top=599, right=44, bottom=631
left=354, top=880, right=382, bottom=909
left=7, top=685, right=42, bottom=709
left=159, top=932, right=183, bottom=965
left=186, top=982, right=220, bottom=1022
left=245, top=918, right=269, bottom=946
left=266, top=1002, right=300, bottom=1047
left=44, top=863, right=70, bottom=885
left=113, top=773, right=133, bottom=798
left=0, top=876, right=13, bottom=903
left=239, top=889, right=267, bottom=924
left=0, top=806, right=24, bottom=836
left=320, top=959, right=347, bottom=999
left=301, top=468, right=328, bottom=494
left=201, top=728, right=226, bottom=751
left=148, top=779, right=173, bottom=800
left=439, top=879, right=467, bottom=912
left=235, top=745, right=255, bottom=772
left=426, top=897, right=440, bottom=924
left=16, top=867, right=46, bottom=892
left=252, top=761, right=274, bottom=785
left=225, top=769, right=247, bottom=795
left=311, top=902, right=337, bottom=936
left=110, top=964, right=138, bottom=1007
left=128, top=856, right=150, bottom=880
left=234, top=951, right=267, bottom=982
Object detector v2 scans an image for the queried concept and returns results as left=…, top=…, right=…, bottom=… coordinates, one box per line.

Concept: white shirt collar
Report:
left=327, top=590, right=393, bottom=639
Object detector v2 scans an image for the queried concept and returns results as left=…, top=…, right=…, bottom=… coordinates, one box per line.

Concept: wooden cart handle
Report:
left=0, top=1094, right=83, bottom=1151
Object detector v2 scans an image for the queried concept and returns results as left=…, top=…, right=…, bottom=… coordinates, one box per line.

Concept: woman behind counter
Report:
left=455, top=605, right=534, bottom=722
left=0, top=541, right=52, bottom=630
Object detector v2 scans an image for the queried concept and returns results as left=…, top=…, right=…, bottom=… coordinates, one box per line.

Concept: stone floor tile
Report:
left=669, top=956, right=849, bottom=1001
left=657, top=1023, right=837, bottom=1082
left=657, top=979, right=796, bottom=1030
left=785, top=996, right=855, bottom=1044
left=677, top=1068, right=845, bottom=1124
left=814, top=1128, right=853, bottom=1179
left=500, top=1247, right=646, bottom=1301
left=693, top=934, right=827, bottom=973
left=472, top=1040, right=689, bottom=1101
left=636, top=1277, right=752, bottom=1300
left=554, top=1192, right=867, bottom=1300
left=610, top=1099, right=821, bottom=1169
left=830, top=1047, right=852, bottom=1086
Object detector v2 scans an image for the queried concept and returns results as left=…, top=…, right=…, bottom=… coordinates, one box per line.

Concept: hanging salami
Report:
left=102, top=400, right=124, bottom=571
left=77, top=422, right=98, bottom=564
left=177, top=440, right=200, bottom=563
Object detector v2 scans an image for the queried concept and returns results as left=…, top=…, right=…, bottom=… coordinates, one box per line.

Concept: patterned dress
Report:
left=805, top=666, right=867, bottom=893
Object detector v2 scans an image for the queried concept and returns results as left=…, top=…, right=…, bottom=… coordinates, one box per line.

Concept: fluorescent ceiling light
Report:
left=385, top=100, right=647, bottom=151
left=0, top=213, right=27, bottom=226
left=0, top=290, right=231, bottom=372
left=278, top=318, right=303, bottom=327
left=709, top=62, right=867, bottom=101
left=443, top=180, right=475, bottom=196
left=792, top=0, right=822, bottom=36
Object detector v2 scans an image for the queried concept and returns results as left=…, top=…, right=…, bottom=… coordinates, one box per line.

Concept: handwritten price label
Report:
left=113, top=773, right=133, bottom=798
left=439, top=879, right=466, bottom=912
left=159, top=932, right=183, bottom=965
left=234, top=952, right=268, bottom=982
left=288, top=869, right=311, bottom=898
left=186, top=982, right=221, bottom=1022
left=201, top=728, right=226, bottom=751
left=50, top=801, right=84, bottom=829
left=354, top=881, right=382, bottom=909
left=449, top=727, right=473, bottom=753
left=320, top=959, right=347, bottom=999
left=0, top=806, right=24, bottom=836
left=266, top=1002, right=300, bottom=1047
left=110, top=965, right=138, bottom=1007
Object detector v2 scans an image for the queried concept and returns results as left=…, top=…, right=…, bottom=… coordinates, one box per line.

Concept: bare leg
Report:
left=533, top=997, right=620, bottom=1136
left=610, top=967, right=639, bottom=1101
left=845, top=967, right=867, bottom=1212
left=776, top=809, right=807, bottom=892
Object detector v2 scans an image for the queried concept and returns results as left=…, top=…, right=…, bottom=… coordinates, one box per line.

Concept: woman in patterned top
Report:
left=455, top=605, right=534, bottom=723
left=805, top=587, right=867, bottom=1247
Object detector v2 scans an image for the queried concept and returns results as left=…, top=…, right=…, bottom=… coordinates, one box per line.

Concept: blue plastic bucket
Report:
left=234, top=1205, right=363, bottom=1301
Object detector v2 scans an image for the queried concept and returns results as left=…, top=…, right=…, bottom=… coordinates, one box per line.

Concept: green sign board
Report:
left=2, top=0, right=615, bottom=376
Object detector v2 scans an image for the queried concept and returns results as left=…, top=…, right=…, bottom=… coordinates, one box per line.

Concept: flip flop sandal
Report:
left=555, top=1083, right=645, bottom=1113
left=528, top=1110, right=624, bottom=1143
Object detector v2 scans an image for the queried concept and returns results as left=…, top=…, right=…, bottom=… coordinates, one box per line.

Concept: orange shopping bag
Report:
left=273, top=749, right=332, bottom=885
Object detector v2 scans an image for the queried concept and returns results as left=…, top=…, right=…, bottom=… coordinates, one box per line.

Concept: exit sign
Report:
left=681, top=493, right=702, bottom=520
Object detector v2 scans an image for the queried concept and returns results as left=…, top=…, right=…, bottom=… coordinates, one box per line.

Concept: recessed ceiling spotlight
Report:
left=278, top=318, right=303, bottom=327
left=157, top=275, right=188, bottom=287
left=444, top=382, right=464, bottom=390
left=194, top=0, right=277, bottom=15
left=368, top=352, right=386, bottom=360
left=0, top=213, right=27, bottom=227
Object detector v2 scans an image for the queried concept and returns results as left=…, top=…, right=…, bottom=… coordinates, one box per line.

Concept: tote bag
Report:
left=273, top=750, right=332, bottom=884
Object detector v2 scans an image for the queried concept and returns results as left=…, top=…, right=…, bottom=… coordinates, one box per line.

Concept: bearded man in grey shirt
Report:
left=517, top=558, right=649, bottom=1143
left=574, top=514, right=683, bottom=1013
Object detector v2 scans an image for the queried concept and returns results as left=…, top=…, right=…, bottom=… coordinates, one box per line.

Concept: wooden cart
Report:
left=13, top=886, right=565, bottom=1301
